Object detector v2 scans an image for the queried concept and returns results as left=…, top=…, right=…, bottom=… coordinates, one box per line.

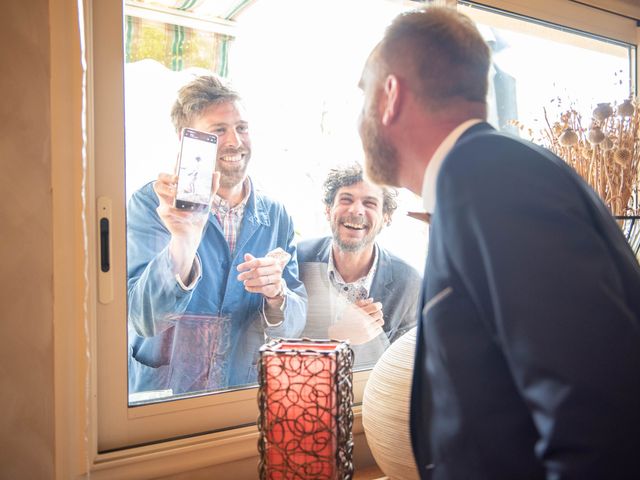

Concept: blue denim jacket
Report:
left=127, top=179, right=307, bottom=394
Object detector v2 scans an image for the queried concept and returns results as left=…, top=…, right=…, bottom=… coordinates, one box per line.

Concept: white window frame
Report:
left=53, top=0, right=640, bottom=477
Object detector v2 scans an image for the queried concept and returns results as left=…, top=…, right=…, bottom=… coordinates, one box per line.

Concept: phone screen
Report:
left=174, top=128, right=218, bottom=210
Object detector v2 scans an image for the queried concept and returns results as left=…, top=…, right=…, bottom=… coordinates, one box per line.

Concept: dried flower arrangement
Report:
left=535, top=99, right=640, bottom=217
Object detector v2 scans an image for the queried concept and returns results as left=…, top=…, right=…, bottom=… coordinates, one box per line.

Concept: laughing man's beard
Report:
left=219, top=170, right=246, bottom=189
left=334, top=233, right=371, bottom=253
left=217, top=149, right=250, bottom=189
left=332, top=216, right=377, bottom=253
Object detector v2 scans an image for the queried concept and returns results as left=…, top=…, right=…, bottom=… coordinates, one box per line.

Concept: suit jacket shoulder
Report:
left=371, top=247, right=421, bottom=342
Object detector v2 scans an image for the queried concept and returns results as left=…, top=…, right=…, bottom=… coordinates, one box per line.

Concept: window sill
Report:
left=354, top=465, right=387, bottom=480
left=88, top=406, right=368, bottom=479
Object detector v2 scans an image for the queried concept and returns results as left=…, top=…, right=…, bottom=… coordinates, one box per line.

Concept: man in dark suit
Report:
left=357, top=6, right=640, bottom=479
left=298, top=164, right=420, bottom=369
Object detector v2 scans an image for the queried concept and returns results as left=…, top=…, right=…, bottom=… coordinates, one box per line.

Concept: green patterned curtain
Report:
left=125, top=9, right=233, bottom=74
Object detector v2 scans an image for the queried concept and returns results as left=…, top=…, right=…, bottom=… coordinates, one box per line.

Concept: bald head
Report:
left=378, top=6, right=490, bottom=114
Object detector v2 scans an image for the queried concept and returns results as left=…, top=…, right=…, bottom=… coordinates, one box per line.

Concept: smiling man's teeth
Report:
left=219, top=154, right=242, bottom=162
left=343, top=222, right=366, bottom=230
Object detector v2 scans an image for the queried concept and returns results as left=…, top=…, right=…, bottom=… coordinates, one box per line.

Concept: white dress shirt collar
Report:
left=421, top=119, right=483, bottom=213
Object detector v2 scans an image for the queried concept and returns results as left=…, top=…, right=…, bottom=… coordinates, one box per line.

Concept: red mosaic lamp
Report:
left=257, top=338, right=354, bottom=480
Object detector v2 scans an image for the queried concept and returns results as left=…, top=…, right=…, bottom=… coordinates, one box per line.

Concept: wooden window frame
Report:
left=52, top=0, right=639, bottom=477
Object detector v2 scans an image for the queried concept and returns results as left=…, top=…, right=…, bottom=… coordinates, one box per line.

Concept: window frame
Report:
left=91, top=0, right=376, bottom=455
left=59, top=0, right=640, bottom=476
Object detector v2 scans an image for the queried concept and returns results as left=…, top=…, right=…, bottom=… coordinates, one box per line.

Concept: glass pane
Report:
left=124, top=0, right=426, bottom=406
left=124, top=0, right=634, bottom=406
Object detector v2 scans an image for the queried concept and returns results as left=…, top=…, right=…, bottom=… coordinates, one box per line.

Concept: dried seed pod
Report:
left=617, top=99, right=635, bottom=117
left=601, top=137, right=614, bottom=151
left=593, top=103, right=613, bottom=122
left=558, top=128, right=579, bottom=146
left=613, top=148, right=631, bottom=166
left=588, top=127, right=605, bottom=145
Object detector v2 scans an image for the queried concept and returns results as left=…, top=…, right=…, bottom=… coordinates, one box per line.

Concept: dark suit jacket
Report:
left=298, top=236, right=421, bottom=368
left=411, top=122, right=640, bottom=479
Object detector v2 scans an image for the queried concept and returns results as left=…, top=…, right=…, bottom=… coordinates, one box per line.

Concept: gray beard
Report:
left=331, top=221, right=379, bottom=253
left=334, top=236, right=372, bottom=253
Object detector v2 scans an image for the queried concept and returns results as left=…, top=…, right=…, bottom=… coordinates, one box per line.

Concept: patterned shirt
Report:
left=327, top=244, right=379, bottom=320
left=211, top=178, right=251, bottom=254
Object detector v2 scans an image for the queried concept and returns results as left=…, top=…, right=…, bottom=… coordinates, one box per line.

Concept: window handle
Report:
left=100, top=217, right=110, bottom=272
left=98, top=196, right=113, bottom=304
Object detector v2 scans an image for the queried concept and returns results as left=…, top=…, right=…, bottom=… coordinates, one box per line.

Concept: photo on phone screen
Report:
left=175, top=128, right=218, bottom=210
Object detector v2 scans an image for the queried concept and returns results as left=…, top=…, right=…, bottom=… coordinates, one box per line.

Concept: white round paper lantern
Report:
left=362, top=327, right=419, bottom=480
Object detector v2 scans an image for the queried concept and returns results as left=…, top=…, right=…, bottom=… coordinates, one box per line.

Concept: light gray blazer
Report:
left=297, top=236, right=421, bottom=369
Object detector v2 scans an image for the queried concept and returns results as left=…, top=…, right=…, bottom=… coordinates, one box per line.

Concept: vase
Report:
left=362, top=327, right=419, bottom=480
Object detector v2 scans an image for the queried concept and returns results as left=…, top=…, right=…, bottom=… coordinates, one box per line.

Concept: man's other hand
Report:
left=328, top=297, right=384, bottom=345
left=237, top=253, right=286, bottom=306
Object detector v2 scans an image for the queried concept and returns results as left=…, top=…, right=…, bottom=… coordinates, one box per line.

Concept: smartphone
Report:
left=174, top=128, right=218, bottom=211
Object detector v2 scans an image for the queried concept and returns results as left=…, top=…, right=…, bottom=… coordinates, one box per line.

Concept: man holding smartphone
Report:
left=126, top=75, right=307, bottom=396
